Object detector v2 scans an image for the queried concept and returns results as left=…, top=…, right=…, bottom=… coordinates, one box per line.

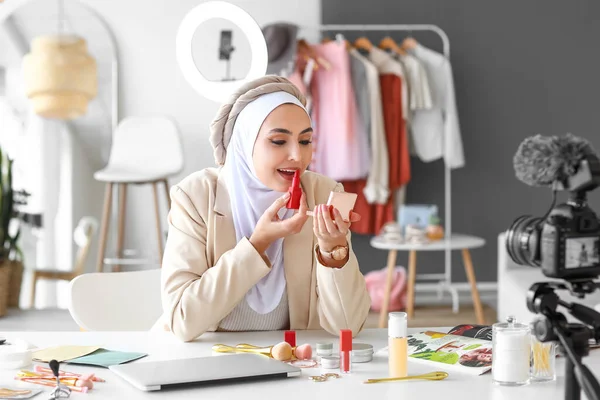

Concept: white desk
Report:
left=370, top=233, right=487, bottom=328
left=0, top=328, right=595, bottom=399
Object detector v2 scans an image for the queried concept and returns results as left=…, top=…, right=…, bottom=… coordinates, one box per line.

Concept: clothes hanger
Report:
left=298, top=39, right=331, bottom=71
left=379, top=36, right=406, bottom=55
left=353, top=36, right=373, bottom=52
left=401, top=36, right=419, bottom=51
left=297, top=39, right=328, bottom=71
left=334, top=33, right=352, bottom=51
left=298, top=39, right=331, bottom=70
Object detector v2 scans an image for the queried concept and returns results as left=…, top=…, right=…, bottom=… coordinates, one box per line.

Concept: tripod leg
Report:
left=566, top=357, right=581, bottom=400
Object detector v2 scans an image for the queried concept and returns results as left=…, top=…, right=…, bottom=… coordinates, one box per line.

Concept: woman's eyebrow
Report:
left=268, top=127, right=314, bottom=135
left=269, top=128, right=293, bottom=135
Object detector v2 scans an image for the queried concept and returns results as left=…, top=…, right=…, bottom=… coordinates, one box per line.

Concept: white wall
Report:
left=76, top=0, right=321, bottom=266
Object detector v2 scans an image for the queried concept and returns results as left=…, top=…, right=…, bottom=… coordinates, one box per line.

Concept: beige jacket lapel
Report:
left=212, top=170, right=315, bottom=330
left=212, top=172, right=237, bottom=263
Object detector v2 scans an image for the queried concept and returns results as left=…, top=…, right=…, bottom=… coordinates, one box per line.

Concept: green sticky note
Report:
left=66, top=348, right=147, bottom=368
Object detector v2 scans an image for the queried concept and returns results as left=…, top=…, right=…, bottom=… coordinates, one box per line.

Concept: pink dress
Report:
left=310, top=41, right=369, bottom=181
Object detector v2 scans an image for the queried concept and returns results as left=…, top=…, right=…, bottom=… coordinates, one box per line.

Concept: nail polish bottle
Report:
left=388, top=312, right=408, bottom=378
left=287, top=170, right=302, bottom=209
left=339, top=329, right=352, bottom=374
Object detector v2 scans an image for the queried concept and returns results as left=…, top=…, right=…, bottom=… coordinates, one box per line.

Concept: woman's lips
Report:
left=277, top=168, right=296, bottom=181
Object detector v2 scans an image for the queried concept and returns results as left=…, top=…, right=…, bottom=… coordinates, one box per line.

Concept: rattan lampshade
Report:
left=23, top=35, right=97, bottom=120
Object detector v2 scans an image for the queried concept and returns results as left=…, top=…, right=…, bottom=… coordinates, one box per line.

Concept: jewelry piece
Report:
left=318, top=244, right=349, bottom=261
left=308, top=373, right=341, bottom=382
left=289, top=359, right=317, bottom=368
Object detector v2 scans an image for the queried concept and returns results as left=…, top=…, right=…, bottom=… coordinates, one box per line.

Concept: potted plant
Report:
left=0, top=145, right=22, bottom=316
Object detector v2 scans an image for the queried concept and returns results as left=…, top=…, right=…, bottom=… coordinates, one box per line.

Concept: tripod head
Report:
left=527, top=281, right=600, bottom=400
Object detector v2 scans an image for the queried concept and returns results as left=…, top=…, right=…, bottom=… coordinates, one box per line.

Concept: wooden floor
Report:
left=365, top=304, right=498, bottom=329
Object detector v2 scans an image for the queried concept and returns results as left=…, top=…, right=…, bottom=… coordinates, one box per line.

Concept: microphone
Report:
left=513, top=134, right=597, bottom=187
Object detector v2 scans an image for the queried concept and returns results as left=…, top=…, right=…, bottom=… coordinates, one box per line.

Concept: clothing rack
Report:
left=307, top=24, right=460, bottom=312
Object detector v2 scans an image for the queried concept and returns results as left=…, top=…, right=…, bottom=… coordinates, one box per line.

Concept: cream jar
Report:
left=320, top=356, right=340, bottom=369
left=351, top=343, right=374, bottom=363
left=316, top=342, right=333, bottom=358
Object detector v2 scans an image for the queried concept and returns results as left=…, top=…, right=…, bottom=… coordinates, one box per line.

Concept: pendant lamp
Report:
left=22, top=1, right=97, bottom=120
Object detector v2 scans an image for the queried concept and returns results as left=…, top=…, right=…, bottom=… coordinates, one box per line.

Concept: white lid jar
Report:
left=492, top=316, right=531, bottom=386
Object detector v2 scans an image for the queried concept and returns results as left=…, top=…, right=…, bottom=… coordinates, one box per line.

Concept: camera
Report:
left=505, top=139, right=600, bottom=283
left=506, top=134, right=600, bottom=400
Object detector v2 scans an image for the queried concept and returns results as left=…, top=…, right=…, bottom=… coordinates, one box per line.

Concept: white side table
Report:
left=370, top=233, right=486, bottom=328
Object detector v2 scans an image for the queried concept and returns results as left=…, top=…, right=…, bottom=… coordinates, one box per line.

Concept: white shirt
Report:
left=411, top=44, right=465, bottom=169
left=397, top=53, right=433, bottom=111
left=350, top=49, right=390, bottom=204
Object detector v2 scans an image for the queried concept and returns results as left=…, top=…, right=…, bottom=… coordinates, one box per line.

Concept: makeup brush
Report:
left=212, top=342, right=293, bottom=361
left=236, top=342, right=313, bottom=361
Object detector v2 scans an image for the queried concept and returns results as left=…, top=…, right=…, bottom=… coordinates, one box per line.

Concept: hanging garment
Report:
left=262, top=23, right=299, bottom=75
left=411, top=44, right=465, bottom=169
left=290, top=56, right=319, bottom=172
left=396, top=53, right=433, bottom=111
left=349, top=50, right=371, bottom=147
left=311, top=41, right=369, bottom=181
left=347, top=49, right=372, bottom=181
left=380, top=75, right=410, bottom=190
left=367, top=47, right=409, bottom=121
left=350, top=49, right=389, bottom=205
left=342, top=72, right=408, bottom=236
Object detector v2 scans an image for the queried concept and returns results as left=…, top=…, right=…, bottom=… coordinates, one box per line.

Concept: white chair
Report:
left=94, top=116, right=183, bottom=272
left=67, top=269, right=162, bottom=331
left=30, top=217, right=98, bottom=308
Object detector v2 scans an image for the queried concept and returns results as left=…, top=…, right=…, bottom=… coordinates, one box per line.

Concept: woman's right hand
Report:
left=249, top=192, right=309, bottom=255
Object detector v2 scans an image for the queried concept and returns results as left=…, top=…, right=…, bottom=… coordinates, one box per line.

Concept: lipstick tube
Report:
left=339, top=329, right=352, bottom=374
left=284, top=330, right=296, bottom=348
left=286, top=170, right=302, bottom=209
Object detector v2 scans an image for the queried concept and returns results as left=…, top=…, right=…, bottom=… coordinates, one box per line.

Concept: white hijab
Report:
left=221, top=91, right=310, bottom=314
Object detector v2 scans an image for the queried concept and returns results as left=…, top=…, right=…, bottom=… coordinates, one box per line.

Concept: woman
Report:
left=157, top=76, right=371, bottom=342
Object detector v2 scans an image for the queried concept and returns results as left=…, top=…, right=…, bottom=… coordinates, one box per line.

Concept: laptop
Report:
left=109, top=353, right=302, bottom=391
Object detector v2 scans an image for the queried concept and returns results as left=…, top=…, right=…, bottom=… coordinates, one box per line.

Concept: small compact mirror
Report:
left=192, top=18, right=251, bottom=82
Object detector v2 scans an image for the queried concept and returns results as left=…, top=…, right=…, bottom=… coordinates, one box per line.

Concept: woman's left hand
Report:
left=313, top=204, right=360, bottom=251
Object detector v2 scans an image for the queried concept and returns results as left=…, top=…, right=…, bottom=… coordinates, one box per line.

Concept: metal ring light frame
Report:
left=175, top=1, right=268, bottom=103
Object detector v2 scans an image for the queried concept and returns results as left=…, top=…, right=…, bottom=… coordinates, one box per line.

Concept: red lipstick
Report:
left=286, top=170, right=302, bottom=209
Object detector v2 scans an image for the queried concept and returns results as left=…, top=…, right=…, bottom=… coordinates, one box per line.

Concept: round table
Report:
left=370, top=233, right=486, bottom=328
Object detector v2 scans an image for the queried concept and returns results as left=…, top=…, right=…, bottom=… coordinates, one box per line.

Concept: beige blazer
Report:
left=156, top=167, right=371, bottom=342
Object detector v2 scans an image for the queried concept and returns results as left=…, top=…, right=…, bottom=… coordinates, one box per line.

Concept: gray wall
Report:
left=323, top=0, right=600, bottom=282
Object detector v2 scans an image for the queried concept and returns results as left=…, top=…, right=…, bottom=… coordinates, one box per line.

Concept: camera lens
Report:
left=505, top=215, right=543, bottom=267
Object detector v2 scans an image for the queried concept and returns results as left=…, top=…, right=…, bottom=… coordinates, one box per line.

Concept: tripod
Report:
left=527, top=281, right=600, bottom=400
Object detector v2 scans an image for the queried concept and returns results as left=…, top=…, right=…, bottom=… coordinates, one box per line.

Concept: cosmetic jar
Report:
left=351, top=343, right=374, bottom=363
left=0, top=339, right=32, bottom=369
left=316, top=342, right=333, bottom=358
left=492, top=316, right=530, bottom=386
left=320, top=356, right=340, bottom=369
